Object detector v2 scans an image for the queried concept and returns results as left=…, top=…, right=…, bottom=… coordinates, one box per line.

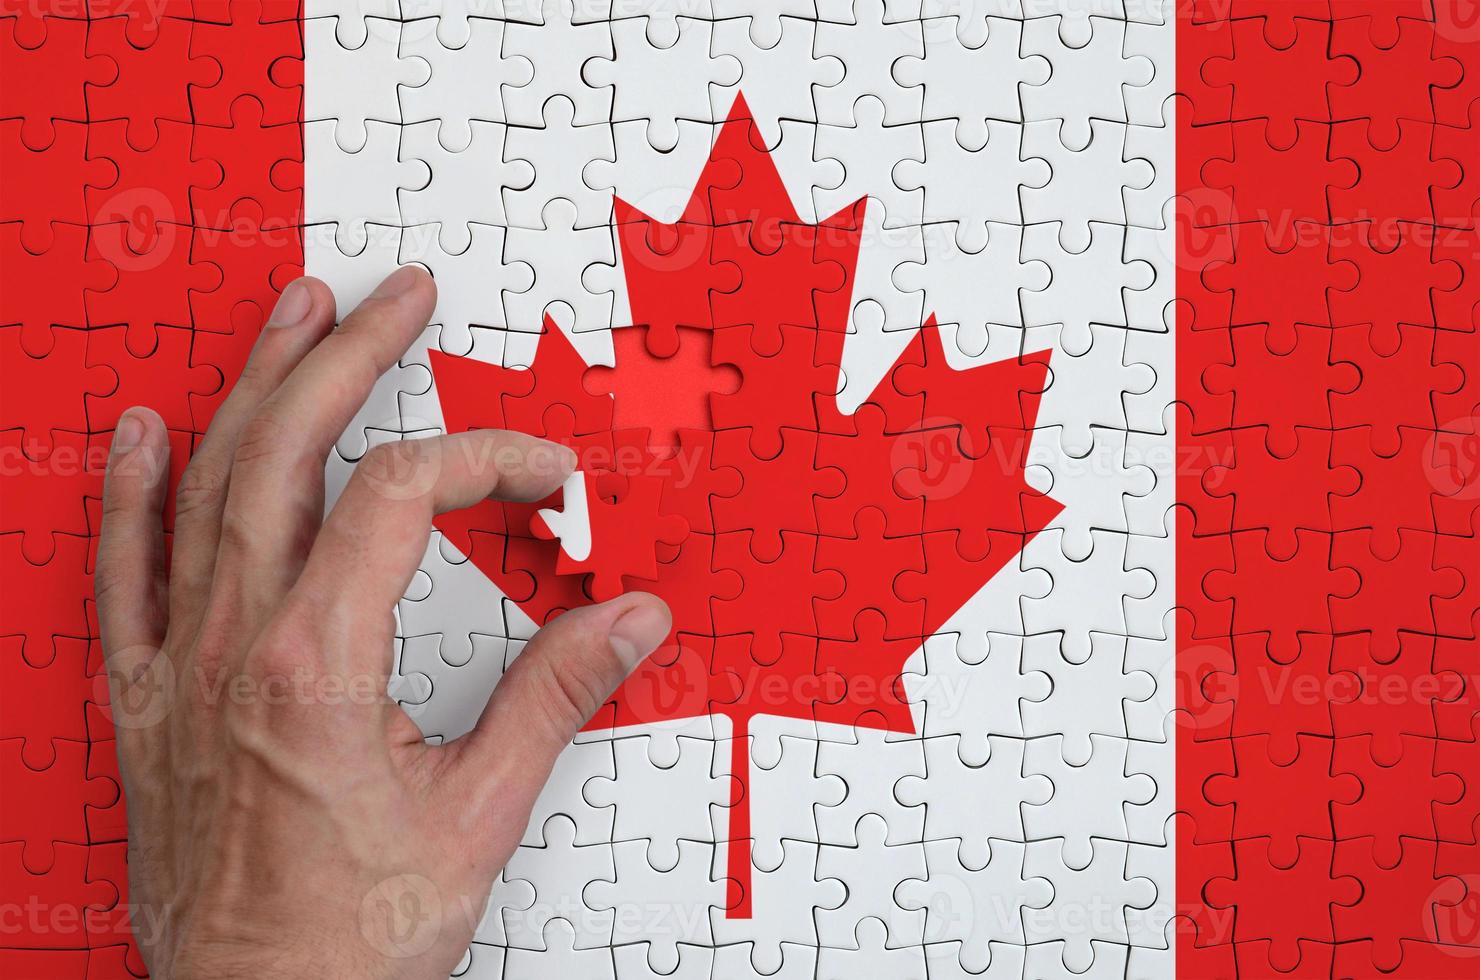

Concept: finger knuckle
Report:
left=361, top=438, right=423, bottom=473
left=233, top=411, right=290, bottom=467
left=531, top=654, right=612, bottom=735
left=317, top=330, right=387, bottom=391
left=248, top=616, right=320, bottom=681
left=234, top=356, right=272, bottom=395
left=93, top=564, right=134, bottom=611
left=353, top=439, right=430, bottom=495
left=215, top=504, right=258, bottom=557
left=174, top=460, right=226, bottom=522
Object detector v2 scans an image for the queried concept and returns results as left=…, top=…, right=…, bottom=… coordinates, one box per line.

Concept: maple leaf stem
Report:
left=725, top=715, right=753, bottom=919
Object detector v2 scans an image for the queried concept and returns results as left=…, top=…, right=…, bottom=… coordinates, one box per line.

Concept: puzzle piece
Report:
left=8, top=4, right=1479, bottom=978
left=897, top=837, right=1049, bottom=968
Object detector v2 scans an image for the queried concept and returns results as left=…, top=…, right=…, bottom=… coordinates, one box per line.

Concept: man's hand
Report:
left=96, top=266, right=672, bottom=980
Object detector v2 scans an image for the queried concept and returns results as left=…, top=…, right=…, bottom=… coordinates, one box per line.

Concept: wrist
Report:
left=167, top=927, right=375, bottom=980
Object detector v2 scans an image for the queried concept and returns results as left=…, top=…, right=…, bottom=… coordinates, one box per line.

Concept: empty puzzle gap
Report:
left=4, top=2, right=1476, bottom=975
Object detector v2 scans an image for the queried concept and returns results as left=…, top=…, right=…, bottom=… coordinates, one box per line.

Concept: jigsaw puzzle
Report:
left=2, top=0, right=1478, bottom=977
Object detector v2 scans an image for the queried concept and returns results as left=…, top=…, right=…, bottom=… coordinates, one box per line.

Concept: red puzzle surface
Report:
left=2, top=1, right=1479, bottom=977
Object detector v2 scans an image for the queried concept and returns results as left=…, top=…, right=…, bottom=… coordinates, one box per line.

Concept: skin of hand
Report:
left=96, top=266, right=673, bottom=980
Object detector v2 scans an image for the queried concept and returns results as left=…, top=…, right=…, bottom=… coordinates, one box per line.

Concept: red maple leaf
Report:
left=429, top=95, right=1061, bottom=917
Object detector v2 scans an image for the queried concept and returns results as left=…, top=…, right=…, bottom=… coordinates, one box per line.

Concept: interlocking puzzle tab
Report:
left=1, top=1, right=304, bottom=971
left=2, top=1, right=1477, bottom=978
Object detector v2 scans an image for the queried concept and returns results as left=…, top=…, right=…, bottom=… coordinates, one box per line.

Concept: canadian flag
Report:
left=3, top=2, right=1478, bottom=978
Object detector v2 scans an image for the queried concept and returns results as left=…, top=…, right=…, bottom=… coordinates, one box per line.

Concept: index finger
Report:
left=210, top=266, right=437, bottom=616
left=286, top=430, right=576, bottom=670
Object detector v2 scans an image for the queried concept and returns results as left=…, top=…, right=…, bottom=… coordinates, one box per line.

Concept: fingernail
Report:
left=369, top=265, right=422, bottom=300
left=112, top=411, right=144, bottom=455
left=266, top=279, right=313, bottom=327
left=555, top=443, right=578, bottom=474
left=607, top=601, right=672, bottom=671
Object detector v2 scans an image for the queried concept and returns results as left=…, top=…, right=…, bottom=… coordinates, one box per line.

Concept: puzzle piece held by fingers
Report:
left=533, top=470, right=689, bottom=601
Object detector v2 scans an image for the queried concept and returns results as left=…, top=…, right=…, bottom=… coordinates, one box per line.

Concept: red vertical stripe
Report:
left=0, top=3, right=301, bottom=976
left=1178, top=2, right=1480, bottom=976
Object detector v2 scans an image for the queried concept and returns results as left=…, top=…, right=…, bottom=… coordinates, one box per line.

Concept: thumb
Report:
left=455, top=592, right=671, bottom=799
